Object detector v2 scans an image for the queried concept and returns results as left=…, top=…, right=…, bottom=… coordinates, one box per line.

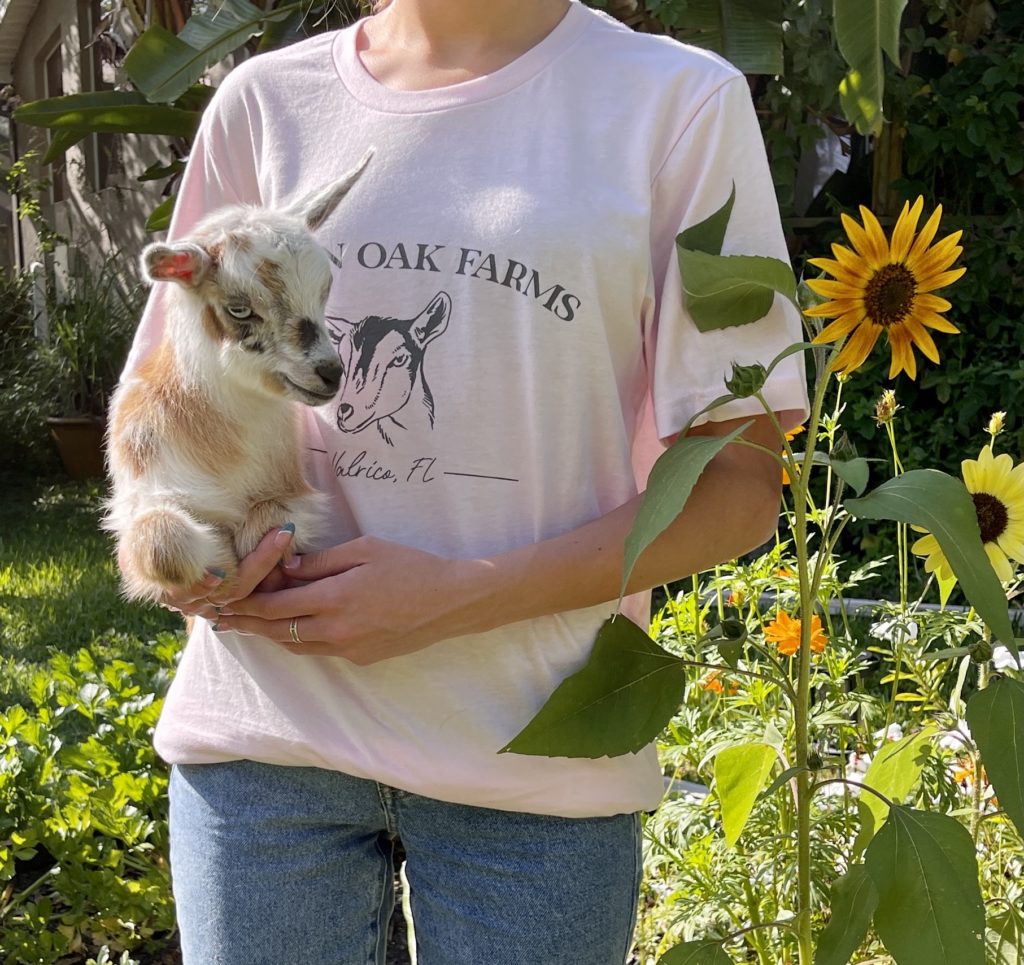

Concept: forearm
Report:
left=454, top=462, right=781, bottom=635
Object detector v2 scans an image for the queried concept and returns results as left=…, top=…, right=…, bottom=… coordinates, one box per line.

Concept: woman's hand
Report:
left=214, top=536, right=490, bottom=665
left=137, top=526, right=298, bottom=622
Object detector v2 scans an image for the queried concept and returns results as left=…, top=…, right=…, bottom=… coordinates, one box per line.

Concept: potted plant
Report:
left=35, top=262, right=143, bottom=479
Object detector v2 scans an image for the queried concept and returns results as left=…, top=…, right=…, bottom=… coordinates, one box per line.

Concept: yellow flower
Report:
left=912, top=445, right=1024, bottom=582
left=763, top=611, right=828, bottom=656
left=805, top=197, right=965, bottom=379
left=874, top=388, right=900, bottom=426
left=781, top=424, right=805, bottom=485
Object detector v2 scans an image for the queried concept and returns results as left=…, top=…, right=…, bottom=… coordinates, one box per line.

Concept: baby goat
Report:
left=105, top=154, right=371, bottom=603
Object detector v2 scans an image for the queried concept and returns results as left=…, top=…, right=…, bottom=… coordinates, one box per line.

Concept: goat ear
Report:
left=411, top=291, right=451, bottom=348
left=291, top=148, right=374, bottom=232
left=142, top=243, right=212, bottom=288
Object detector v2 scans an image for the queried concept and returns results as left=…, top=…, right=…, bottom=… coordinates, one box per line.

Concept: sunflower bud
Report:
left=725, top=362, right=767, bottom=398
left=874, top=389, right=899, bottom=426
left=987, top=411, right=1006, bottom=439
left=969, top=638, right=993, bottom=664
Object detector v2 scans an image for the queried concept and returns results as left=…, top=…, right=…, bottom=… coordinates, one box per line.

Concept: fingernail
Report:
left=283, top=553, right=301, bottom=569
left=212, top=620, right=230, bottom=632
left=205, top=567, right=226, bottom=582
left=275, top=524, right=295, bottom=548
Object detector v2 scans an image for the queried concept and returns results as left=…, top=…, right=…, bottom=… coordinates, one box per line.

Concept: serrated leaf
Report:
left=853, top=726, right=934, bottom=856
left=14, top=91, right=200, bottom=137
left=815, top=865, right=879, bottom=965
left=847, top=471, right=1016, bottom=651
left=967, top=677, right=1024, bottom=841
left=659, top=939, right=736, bottom=964
left=834, top=0, right=908, bottom=135
left=621, top=422, right=750, bottom=601
left=679, top=184, right=735, bottom=256
left=500, top=617, right=685, bottom=759
left=865, top=807, right=985, bottom=965
left=677, top=248, right=797, bottom=332
left=714, top=741, right=775, bottom=846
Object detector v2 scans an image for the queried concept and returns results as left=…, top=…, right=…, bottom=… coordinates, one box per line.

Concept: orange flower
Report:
left=701, top=670, right=739, bottom=695
left=764, top=611, right=828, bottom=656
left=781, top=425, right=805, bottom=485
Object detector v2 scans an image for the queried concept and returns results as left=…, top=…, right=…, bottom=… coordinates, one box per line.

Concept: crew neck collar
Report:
left=333, top=1, right=590, bottom=114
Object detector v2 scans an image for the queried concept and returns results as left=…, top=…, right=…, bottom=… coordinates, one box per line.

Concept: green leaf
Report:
left=966, top=677, right=1024, bottom=841
left=864, top=807, right=985, bottom=965
left=138, top=158, right=186, bottom=182
left=834, top=0, right=908, bottom=135
left=846, top=471, right=1017, bottom=651
left=500, top=616, right=685, bottom=758
left=145, top=195, right=176, bottom=232
left=14, top=91, right=200, bottom=138
left=622, top=422, right=751, bottom=601
left=794, top=451, right=870, bottom=495
left=126, top=0, right=299, bottom=103
left=815, top=865, right=879, bottom=965
left=677, top=249, right=797, bottom=332
left=714, top=741, right=775, bottom=846
left=679, top=184, right=735, bottom=256
left=986, top=908, right=1024, bottom=965
left=853, top=726, right=934, bottom=856
left=766, top=340, right=815, bottom=376
left=42, top=127, right=87, bottom=164
left=673, top=0, right=784, bottom=75
left=758, top=764, right=807, bottom=801
left=659, top=940, right=736, bottom=964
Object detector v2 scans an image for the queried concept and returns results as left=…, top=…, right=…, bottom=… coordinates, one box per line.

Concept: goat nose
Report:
left=316, top=359, right=343, bottom=390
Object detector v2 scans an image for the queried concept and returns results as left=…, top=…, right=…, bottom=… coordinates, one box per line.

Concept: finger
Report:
left=160, top=568, right=226, bottom=610
left=213, top=525, right=295, bottom=604
left=254, top=566, right=304, bottom=594
left=214, top=614, right=327, bottom=653
left=220, top=580, right=325, bottom=620
left=283, top=538, right=366, bottom=579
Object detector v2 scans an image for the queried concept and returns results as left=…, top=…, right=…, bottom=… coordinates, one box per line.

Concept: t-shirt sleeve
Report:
left=121, top=67, right=262, bottom=376
left=645, top=73, right=809, bottom=439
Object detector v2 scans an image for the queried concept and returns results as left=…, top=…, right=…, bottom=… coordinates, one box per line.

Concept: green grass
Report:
left=0, top=472, right=182, bottom=707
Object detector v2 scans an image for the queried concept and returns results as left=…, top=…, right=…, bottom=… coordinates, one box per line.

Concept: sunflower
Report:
left=763, top=611, right=828, bottom=656
left=912, top=445, right=1024, bottom=582
left=804, top=197, right=965, bottom=379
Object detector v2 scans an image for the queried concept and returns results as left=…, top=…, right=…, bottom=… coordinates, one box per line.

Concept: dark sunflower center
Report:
left=973, top=492, right=1009, bottom=544
left=864, top=263, right=917, bottom=327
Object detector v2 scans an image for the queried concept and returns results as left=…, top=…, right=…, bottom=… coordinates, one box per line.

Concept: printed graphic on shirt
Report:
left=327, top=291, right=450, bottom=448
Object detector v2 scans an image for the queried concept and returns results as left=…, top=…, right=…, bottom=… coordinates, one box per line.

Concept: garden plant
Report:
left=507, top=194, right=1024, bottom=963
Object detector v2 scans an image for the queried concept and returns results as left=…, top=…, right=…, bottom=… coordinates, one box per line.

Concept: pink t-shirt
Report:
left=132, top=1, right=809, bottom=817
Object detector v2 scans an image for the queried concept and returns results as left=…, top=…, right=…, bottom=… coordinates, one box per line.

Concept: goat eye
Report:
left=226, top=304, right=254, bottom=320
left=390, top=353, right=409, bottom=368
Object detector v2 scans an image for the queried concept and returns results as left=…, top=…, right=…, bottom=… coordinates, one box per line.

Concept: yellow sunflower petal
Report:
left=912, top=534, right=939, bottom=555
left=805, top=300, right=854, bottom=319
left=815, top=311, right=866, bottom=343
left=859, top=206, right=892, bottom=264
left=985, top=543, right=1015, bottom=582
left=890, top=328, right=918, bottom=379
left=909, top=240, right=964, bottom=280
left=916, top=310, right=960, bottom=334
left=997, top=533, right=1024, bottom=564
left=917, top=266, right=968, bottom=293
left=806, top=279, right=863, bottom=299
left=890, top=197, right=924, bottom=263
left=906, top=205, right=944, bottom=262
left=916, top=294, right=953, bottom=313
left=842, top=211, right=887, bottom=267
left=903, top=316, right=940, bottom=363
left=806, top=258, right=865, bottom=287
left=832, top=322, right=881, bottom=373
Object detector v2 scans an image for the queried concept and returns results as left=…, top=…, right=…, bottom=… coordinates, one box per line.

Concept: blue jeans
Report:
left=169, top=760, right=642, bottom=964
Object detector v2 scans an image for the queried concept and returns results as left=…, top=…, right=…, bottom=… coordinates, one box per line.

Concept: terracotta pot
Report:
left=47, top=417, right=107, bottom=480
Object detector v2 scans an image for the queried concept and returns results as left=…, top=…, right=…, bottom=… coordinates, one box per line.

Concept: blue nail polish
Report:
left=206, top=567, right=226, bottom=579
left=281, top=521, right=296, bottom=535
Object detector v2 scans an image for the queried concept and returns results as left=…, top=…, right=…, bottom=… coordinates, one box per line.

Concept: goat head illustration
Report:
left=328, top=291, right=451, bottom=447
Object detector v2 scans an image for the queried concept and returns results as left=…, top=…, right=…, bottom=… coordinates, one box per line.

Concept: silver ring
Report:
left=289, top=617, right=303, bottom=645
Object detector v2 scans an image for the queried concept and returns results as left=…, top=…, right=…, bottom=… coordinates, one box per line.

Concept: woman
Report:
left=124, top=0, right=809, bottom=961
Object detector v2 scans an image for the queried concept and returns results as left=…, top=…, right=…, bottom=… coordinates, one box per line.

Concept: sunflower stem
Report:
left=970, top=653, right=991, bottom=843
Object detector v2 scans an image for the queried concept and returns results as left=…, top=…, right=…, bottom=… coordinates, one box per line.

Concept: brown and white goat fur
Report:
left=105, top=154, right=371, bottom=602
